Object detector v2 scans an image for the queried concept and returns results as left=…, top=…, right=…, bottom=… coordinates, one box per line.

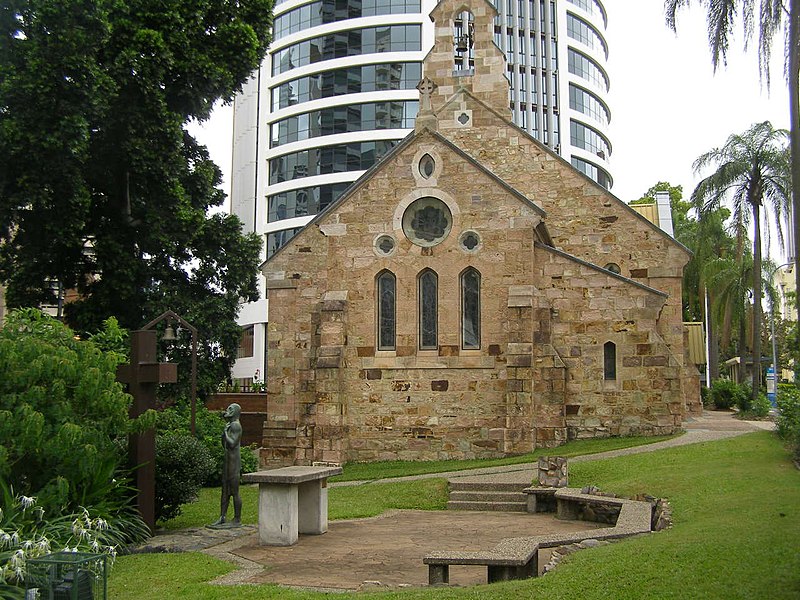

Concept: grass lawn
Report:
left=329, top=434, right=678, bottom=482
left=161, top=435, right=675, bottom=530
left=112, top=432, right=800, bottom=599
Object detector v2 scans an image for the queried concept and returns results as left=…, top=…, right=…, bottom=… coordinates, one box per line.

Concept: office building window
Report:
left=238, top=325, right=255, bottom=359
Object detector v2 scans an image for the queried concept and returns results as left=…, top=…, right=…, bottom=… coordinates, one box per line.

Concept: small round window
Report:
left=402, top=197, right=452, bottom=247
left=460, top=231, right=480, bottom=252
left=375, top=234, right=396, bottom=256
left=419, top=154, right=435, bottom=179
left=604, top=263, right=621, bottom=274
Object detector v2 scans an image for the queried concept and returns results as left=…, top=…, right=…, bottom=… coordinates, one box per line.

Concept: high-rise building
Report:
left=230, top=0, right=612, bottom=381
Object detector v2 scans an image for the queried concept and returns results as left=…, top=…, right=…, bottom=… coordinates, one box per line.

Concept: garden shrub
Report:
left=700, top=385, right=712, bottom=407
left=747, top=392, right=771, bottom=419
left=776, top=386, right=800, bottom=461
left=0, top=311, right=150, bottom=595
left=0, top=309, right=152, bottom=520
left=709, top=378, right=747, bottom=410
left=155, top=433, right=215, bottom=522
left=157, top=403, right=259, bottom=487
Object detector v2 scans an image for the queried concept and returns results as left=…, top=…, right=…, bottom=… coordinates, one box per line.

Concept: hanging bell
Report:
left=162, top=324, right=178, bottom=342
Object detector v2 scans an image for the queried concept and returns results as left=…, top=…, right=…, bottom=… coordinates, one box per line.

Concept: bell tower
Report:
left=422, top=0, right=511, bottom=120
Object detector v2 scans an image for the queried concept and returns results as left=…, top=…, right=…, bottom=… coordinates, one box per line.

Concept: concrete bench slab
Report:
left=425, top=488, right=654, bottom=585
left=424, top=538, right=539, bottom=584
left=242, top=466, right=342, bottom=546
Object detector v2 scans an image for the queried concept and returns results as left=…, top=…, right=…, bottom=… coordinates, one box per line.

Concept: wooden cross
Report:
left=117, top=329, right=177, bottom=532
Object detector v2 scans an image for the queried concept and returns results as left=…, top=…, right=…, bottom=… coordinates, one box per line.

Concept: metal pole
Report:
left=704, top=287, right=712, bottom=387
left=769, top=263, right=793, bottom=390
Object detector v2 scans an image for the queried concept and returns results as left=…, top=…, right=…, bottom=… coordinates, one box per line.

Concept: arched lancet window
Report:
left=603, top=341, right=617, bottom=380
left=376, top=271, right=396, bottom=351
left=418, top=269, right=438, bottom=350
left=461, top=268, right=481, bottom=349
left=453, top=11, right=474, bottom=72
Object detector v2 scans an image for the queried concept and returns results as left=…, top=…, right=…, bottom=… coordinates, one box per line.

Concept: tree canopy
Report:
left=692, top=121, right=791, bottom=396
left=0, top=0, right=272, bottom=391
left=665, top=0, right=800, bottom=370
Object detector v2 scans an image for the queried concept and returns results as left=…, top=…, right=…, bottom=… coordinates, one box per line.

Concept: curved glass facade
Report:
left=270, top=140, right=398, bottom=184
left=268, top=182, right=351, bottom=223
left=274, top=0, right=421, bottom=40
left=572, top=156, right=611, bottom=188
left=567, top=48, right=608, bottom=91
left=566, top=13, right=607, bottom=57
left=270, top=100, right=419, bottom=147
left=272, top=62, right=422, bottom=110
left=570, top=120, right=611, bottom=157
left=272, top=25, right=422, bottom=76
left=568, top=84, right=609, bottom=125
left=567, top=0, right=607, bottom=24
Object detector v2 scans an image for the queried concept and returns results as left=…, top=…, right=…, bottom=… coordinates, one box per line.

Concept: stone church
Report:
left=260, top=0, right=700, bottom=466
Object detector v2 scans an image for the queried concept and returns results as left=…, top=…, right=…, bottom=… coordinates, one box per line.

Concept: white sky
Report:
left=190, top=0, right=792, bottom=261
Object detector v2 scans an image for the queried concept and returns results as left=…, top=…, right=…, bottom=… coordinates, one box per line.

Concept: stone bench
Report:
left=424, top=537, right=540, bottom=585
left=424, top=488, right=652, bottom=585
left=242, top=466, right=342, bottom=546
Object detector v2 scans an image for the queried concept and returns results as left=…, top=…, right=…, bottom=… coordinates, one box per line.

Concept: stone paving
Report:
left=140, top=409, right=772, bottom=591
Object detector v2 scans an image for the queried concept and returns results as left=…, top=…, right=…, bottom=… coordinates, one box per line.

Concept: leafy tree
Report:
left=691, top=121, right=791, bottom=399
left=665, top=0, right=800, bottom=356
left=0, top=0, right=271, bottom=395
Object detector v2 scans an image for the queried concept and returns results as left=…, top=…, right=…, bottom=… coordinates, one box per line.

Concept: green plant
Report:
left=776, top=386, right=800, bottom=460
left=157, top=403, right=258, bottom=487
left=709, top=378, right=747, bottom=410
left=700, top=384, right=712, bottom=407
left=749, top=392, right=772, bottom=418
left=0, top=309, right=153, bottom=518
left=155, top=434, right=215, bottom=523
left=0, top=480, right=135, bottom=597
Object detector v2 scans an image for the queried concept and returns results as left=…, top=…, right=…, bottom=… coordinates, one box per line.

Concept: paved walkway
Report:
left=141, top=409, right=772, bottom=591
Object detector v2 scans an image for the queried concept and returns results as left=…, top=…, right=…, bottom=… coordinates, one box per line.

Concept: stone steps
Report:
left=447, top=481, right=529, bottom=512
left=447, top=500, right=529, bottom=512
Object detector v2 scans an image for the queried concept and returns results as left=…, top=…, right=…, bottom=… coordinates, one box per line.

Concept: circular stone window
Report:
left=460, top=230, right=480, bottom=252
left=375, top=234, right=396, bottom=256
left=402, top=197, right=453, bottom=247
left=604, top=263, right=621, bottom=274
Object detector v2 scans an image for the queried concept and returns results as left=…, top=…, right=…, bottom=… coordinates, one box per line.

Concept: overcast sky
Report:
left=190, top=0, right=792, bottom=261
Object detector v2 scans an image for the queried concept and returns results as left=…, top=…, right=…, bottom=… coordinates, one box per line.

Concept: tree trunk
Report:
left=789, top=0, right=800, bottom=389
left=751, top=201, right=763, bottom=403
left=737, top=311, right=746, bottom=384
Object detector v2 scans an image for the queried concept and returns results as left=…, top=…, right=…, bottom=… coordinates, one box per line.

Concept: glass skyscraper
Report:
left=230, top=0, right=611, bottom=381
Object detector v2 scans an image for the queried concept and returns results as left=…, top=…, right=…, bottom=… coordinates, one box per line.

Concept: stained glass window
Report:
left=377, top=271, right=396, bottom=350
left=419, top=269, right=438, bottom=349
left=461, top=268, right=481, bottom=349
left=603, top=341, right=616, bottom=380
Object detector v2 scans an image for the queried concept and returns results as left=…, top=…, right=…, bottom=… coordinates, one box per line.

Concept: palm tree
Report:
left=665, top=0, right=800, bottom=347
left=704, top=253, right=754, bottom=382
left=692, top=121, right=791, bottom=400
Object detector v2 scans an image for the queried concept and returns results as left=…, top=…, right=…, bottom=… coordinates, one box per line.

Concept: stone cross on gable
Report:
left=117, top=329, right=177, bottom=531
left=417, top=77, right=438, bottom=112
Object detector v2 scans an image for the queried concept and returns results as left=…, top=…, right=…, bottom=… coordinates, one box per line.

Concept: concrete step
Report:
left=448, top=490, right=527, bottom=503
left=446, top=500, right=528, bottom=512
